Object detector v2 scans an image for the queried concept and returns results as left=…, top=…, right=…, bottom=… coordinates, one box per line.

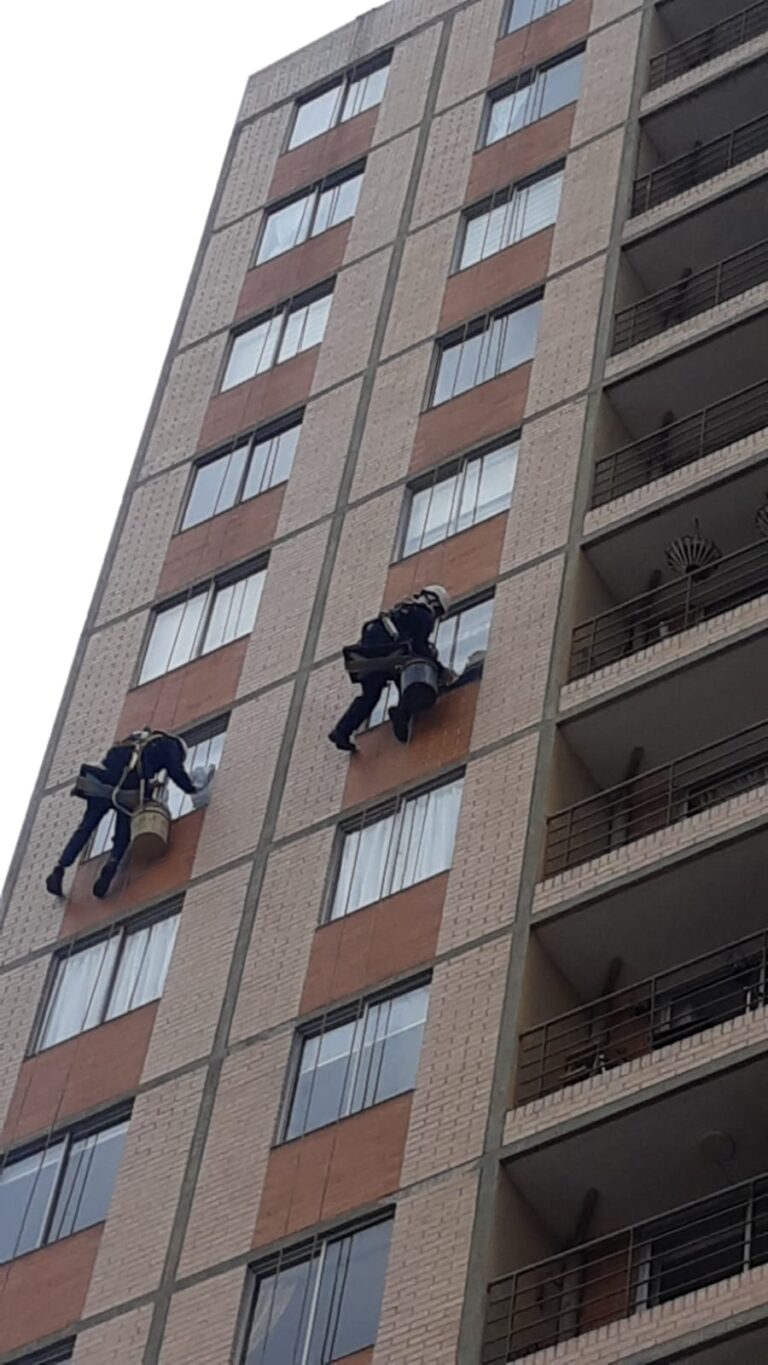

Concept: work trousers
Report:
left=58, top=799, right=131, bottom=869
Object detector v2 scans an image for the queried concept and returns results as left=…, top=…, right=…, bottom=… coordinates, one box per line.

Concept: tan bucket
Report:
left=130, top=800, right=171, bottom=862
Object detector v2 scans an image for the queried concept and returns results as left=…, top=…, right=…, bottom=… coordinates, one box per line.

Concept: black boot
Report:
left=389, top=706, right=411, bottom=745
left=328, top=727, right=357, bottom=754
left=93, top=861, right=118, bottom=899
left=45, top=866, right=65, bottom=897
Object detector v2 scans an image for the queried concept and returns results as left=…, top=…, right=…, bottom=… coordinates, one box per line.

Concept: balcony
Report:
left=546, top=628, right=768, bottom=876
left=569, top=534, right=768, bottom=680
left=613, top=236, right=768, bottom=354
left=485, top=1055, right=768, bottom=1361
left=485, top=1173, right=768, bottom=1360
left=631, top=58, right=768, bottom=217
left=590, top=312, right=768, bottom=510
left=517, top=928, right=768, bottom=1104
left=649, top=0, right=768, bottom=92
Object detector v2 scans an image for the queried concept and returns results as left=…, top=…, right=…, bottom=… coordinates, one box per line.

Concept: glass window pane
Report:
left=278, top=293, right=331, bottom=364
left=166, top=728, right=226, bottom=820
left=401, top=486, right=431, bottom=558
left=38, top=937, right=120, bottom=1049
left=331, top=813, right=397, bottom=919
left=456, top=457, right=481, bottom=534
left=0, top=1143, right=65, bottom=1262
left=49, top=1121, right=128, bottom=1242
left=460, top=212, right=490, bottom=270
left=139, top=594, right=205, bottom=684
left=486, top=84, right=530, bottom=145
left=477, top=442, right=519, bottom=521
left=257, top=194, right=314, bottom=264
left=167, top=594, right=207, bottom=673
left=539, top=51, right=583, bottom=118
left=438, top=598, right=494, bottom=674
left=342, top=63, right=389, bottom=122
left=289, top=1019, right=358, bottom=1137
left=432, top=342, right=460, bottom=406
left=372, top=986, right=429, bottom=1103
left=182, top=452, right=234, bottom=531
left=106, top=916, right=179, bottom=1019
left=222, top=317, right=280, bottom=391
left=203, top=571, right=264, bottom=654
left=245, top=1257, right=317, bottom=1365
left=499, top=300, right=541, bottom=374
left=507, top=0, right=535, bottom=29
left=520, top=171, right=563, bottom=237
left=289, top=85, right=342, bottom=149
left=318, top=1221, right=393, bottom=1360
left=453, top=329, right=485, bottom=397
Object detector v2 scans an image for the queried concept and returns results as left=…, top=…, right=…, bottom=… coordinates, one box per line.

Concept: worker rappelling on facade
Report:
left=45, top=728, right=213, bottom=900
left=328, top=585, right=453, bottom=754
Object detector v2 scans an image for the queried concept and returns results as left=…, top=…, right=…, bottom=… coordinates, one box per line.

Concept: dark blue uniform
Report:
left=49, top=733, right=197, bottom=897
left=332, top=600, right=438, bottom=744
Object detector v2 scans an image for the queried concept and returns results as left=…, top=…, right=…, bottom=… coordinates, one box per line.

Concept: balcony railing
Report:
left=483, top=1174, right=768, bottom=1361
left=544, top=716, right=768, bottom=876
left=516, top=930, right=768, bottom=1104
left=613, top=237, right=768, bottom=353
left=648, top=0, right=768, bottom=91
left=631, top=112, right=768, bottom=216
left=569, top=535, right=768, bottom=680
left=590, top=378, right=768, bottom=508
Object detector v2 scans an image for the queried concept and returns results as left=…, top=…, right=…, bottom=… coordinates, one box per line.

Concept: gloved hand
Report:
left=190, top=765, right=216, bottom=809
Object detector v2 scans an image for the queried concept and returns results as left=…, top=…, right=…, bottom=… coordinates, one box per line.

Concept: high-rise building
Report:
left=3, top=0, right=768, bottom=1360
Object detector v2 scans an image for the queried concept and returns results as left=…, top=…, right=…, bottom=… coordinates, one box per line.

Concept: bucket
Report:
left=399, top=658, right=439, bottom=715
left=130, top=799, right=171, bottom=861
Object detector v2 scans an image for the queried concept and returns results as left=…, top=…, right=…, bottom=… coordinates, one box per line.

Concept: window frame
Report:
left=218, top=280, right=334, bottom=394
left=31, top=899, right=183, bottom=1055
left=10, top=1345, right=76, bottom=1365
left=0, top=1106, right=130, bottom=1265
left=427, top=288, right=543, bottom=409
left=286, top=51, right=392, bottom=151
left=136, top=558, right=268, bottom=687
left=178, top=412, right=304, bottom=534
left=396, top=433, right=520, bottom=558
left=324, top=770, right=465, bottom=923
left=280, top=974, right=431, bottom=1143
left=254, top=162, right=365, bottom=267
left=481, top=43, right=585, bottom=148
left=502, top=0, right=574, bottom=36
left=454, top=161, right=565, bottom=273
left=239, top=1211, right=394, bottom=1365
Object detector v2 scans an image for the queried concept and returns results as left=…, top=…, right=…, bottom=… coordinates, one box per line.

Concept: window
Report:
left=181, top=417, right=302, bottom=531
left=484, top=48, right=584, bottom=146
left=505, top=0, right=573, bottom=33
left=243, top=1216, right=393, bottom=1364
left=288, top=54, right=391, bottom=149
left=459, top=166, right=563, bottom=270
left=89, top=718, right=228, bottom=859
left=401, top=440, right=519, bottom=557
left=257, top=166, right=364, bottom=264
left=35, top=905, right=180, bottom=1051
left=285, top=981, right=429, bottom=1139
left=11, top=1346, right=75, bottom=1365
left=330, top=776, right=464, bottom=919
left=221, top=287, right=333, bottom=392
left=368, top=596, right=495, bottom=727
left=0, top=1113, right=128, bottom=1263
left=432, top=296, right=541, bottom=406
left=139, top=564, right=265, bottom=684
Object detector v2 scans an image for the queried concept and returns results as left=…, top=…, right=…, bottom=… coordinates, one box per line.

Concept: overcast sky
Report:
left=0, top=0, right=367, bottom=887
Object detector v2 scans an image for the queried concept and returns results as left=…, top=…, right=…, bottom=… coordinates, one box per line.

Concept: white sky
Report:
left=0, top=0, right=367, bottom=888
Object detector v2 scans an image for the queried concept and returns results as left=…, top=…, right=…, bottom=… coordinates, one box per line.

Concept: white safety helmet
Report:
left=419, top=584, right=451, bottom=617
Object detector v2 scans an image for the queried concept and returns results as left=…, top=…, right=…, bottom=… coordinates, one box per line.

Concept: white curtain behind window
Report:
left=38, top=937, right=119, bottom=1049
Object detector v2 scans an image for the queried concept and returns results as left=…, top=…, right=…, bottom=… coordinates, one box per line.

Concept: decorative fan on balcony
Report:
left=665, top=520, right=721, bottom=578
left=754, top=494, right=768, bottom=539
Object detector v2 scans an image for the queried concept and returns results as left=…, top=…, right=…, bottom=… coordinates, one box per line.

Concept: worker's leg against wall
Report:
left=58, top=800, right=111, bottom=868
left=92, top=811, right=132, bottom=898
left=331, top=677, right=386, bottom=744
